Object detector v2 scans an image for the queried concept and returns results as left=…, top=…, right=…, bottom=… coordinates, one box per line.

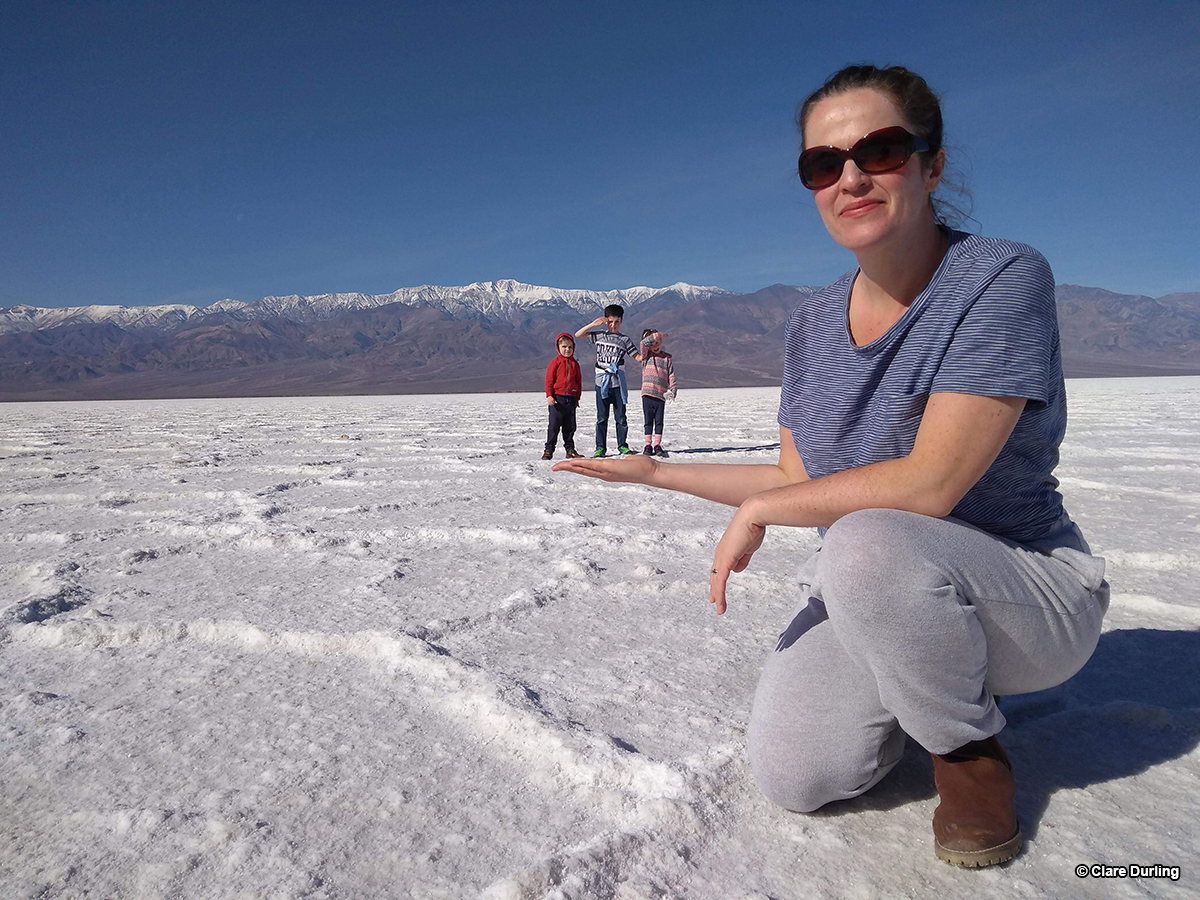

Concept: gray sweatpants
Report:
left=747, top=508, right=1109, bottom=813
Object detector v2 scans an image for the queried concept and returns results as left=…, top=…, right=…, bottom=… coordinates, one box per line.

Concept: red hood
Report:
left=555, top=332, right=575, bottom=345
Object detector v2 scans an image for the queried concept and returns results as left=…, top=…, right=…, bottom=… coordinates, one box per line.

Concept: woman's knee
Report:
left=747, top=667, right=856, bottom=812
left=821, top=509, right=926, bottom=568
left=747, top=675, right=901, bottom=813
left=816, top=509, right=941, bottom=612
left=747, top=726, right=845, bottom=813
left=747, top=720, right=903, bottom=813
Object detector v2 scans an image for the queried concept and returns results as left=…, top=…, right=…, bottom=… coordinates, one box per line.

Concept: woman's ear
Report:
left=925, top=148, right=946, bottom=193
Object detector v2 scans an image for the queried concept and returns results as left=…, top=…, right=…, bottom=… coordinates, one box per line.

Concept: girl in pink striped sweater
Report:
left=639, top=328, right=678, bottom=457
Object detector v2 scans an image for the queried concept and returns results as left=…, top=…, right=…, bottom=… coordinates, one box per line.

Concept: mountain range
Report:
left=2, top=280, right=1198, bottom=401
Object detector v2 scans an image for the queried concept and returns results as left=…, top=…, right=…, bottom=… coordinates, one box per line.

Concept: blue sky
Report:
left=2, top=1, right=1196, bottom=308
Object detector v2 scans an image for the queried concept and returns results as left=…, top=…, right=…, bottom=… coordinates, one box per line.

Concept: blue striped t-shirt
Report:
left=777, top=231, right=1067, bottom=543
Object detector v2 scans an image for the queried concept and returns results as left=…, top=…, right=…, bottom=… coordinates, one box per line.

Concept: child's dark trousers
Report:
left=546, top=394, right=579, bottom=453
left=642, top=395, right=665, bottom=435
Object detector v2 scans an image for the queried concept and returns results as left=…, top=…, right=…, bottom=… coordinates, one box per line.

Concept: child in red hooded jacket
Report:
left=543, top=332, right=583, bottom=460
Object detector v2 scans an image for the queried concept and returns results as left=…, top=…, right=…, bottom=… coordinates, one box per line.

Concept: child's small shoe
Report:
left=565, top=449, right=582, bottom=459
left=642, top=445, right=653, bottom=455
left=653, top=446, right=668, bottom=457
left=618, top=446, right=635, bottom=456
left=541, top=449, right=554, bottom=460
left=593, top=448, right=607, bottom=458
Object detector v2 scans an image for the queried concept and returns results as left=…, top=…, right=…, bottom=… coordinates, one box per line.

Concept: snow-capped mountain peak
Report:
left=0, top=281, right=734, bottom=333
left=0, top=303, right=202, bottom=334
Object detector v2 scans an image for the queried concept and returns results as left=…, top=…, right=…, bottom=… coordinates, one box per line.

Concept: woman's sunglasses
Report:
left=798, top=126, right=931, bottom=190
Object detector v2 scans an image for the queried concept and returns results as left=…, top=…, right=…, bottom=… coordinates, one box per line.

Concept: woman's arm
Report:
left=552, top=424, right=810, bottom=506
left=708, top=392, right=1026, bottom=612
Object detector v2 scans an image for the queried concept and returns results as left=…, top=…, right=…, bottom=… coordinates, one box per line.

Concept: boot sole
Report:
left=935, top=830, right=1022, bottom=868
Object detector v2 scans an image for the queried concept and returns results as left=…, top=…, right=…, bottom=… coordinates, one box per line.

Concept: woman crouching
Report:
left=555, top=63, right=1108, bottom=868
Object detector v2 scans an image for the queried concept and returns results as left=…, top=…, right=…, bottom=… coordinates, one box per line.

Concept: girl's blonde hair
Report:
left=642, top=328, right=657, bottom=341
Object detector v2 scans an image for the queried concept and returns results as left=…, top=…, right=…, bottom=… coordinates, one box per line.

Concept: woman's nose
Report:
left=839, top=160, right=870, bottom=190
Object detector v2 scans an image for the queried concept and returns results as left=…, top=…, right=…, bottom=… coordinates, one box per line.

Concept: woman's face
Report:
left=803, top=87, right=943, bottom=254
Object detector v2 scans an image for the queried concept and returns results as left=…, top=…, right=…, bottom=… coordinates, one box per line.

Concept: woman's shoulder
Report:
left=948, top=231, right=1051, bottom=274
left=938, top=231, right=1055, bottom=308
left=939, top=232, right=1058, bottom=328
left=786, top=271, right=855, bottom=330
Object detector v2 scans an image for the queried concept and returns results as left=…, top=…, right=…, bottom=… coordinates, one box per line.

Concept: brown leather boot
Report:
left=931, top=736, right=1022, bottom=867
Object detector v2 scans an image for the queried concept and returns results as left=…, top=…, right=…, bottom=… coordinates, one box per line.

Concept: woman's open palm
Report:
left=551, top=455, right=658, bottom=484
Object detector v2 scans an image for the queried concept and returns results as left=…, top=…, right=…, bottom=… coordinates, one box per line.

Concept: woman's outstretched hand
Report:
left=709, top=504, right=766, bottom=615
left=551, top=455, right=658, bottom=484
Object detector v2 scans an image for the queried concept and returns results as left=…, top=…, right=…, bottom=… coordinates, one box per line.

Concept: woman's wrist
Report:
left=739, top=493, right=773, bottom=528
left=638, top=457, right=660, bottom=487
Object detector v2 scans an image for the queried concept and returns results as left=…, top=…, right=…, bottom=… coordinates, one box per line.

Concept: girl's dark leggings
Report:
left=642, top=395, right=665, bottom=435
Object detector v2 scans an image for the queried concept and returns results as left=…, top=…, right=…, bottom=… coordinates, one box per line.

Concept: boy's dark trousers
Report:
left=546, top=394, right=579, bottom=453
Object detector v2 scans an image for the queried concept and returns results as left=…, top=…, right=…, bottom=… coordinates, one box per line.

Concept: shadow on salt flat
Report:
left=1001, top=627, right=1200, bottom=841
left=805, top=628, right=1200, bottom=843
left=672, top=444, right=782, bottom=455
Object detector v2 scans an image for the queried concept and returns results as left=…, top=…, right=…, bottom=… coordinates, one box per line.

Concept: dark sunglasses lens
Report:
left=799, top=150, right=844, bottom=189
left=855, top=130, right=912, bottom=173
